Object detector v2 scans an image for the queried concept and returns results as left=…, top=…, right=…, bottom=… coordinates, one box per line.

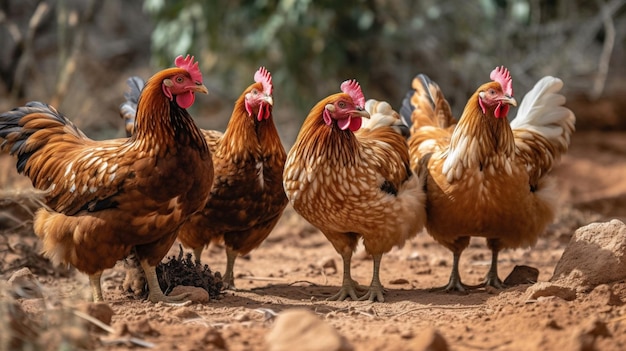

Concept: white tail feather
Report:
left=510, top=76, right=575, bottom=140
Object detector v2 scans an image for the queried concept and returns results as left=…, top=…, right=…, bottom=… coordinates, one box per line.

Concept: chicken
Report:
left=283, top=80, right=426, bottom=302
left=401, top=66, right=575, bottom=291
left=0, top=55, right=213, bottom=302
left=120, top=67, right=287, bottom=289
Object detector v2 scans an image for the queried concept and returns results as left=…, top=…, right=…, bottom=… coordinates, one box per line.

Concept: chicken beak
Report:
left=353, top=108, right=370, bottom=119
left=500, top=95, right=517, bottom=107
left=191, top=83, right=209, bottom=95
left=264, top=95, right=274, bottom=106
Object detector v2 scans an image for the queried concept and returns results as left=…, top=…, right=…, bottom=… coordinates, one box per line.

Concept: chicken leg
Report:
left=140, top=259, right=190, bottom=303
left=222, top=246, right=238, bottom=290
left=434, top=251, right=470, bottom=292
left=327, top=250, right=365, bottom=301
left=358, top=253, right=385, bottom=302
left=192, top=246, right=203, bottom=265
left=482, top=238, right=506, bottom=289
left=89, top=272, right=104, bottom=302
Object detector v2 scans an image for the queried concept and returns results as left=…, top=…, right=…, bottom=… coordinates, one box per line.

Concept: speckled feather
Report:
left=284, top=94, right=426, bottom=257
left=0, top=67, right=213, bottom=274
left=120, top=76, right=287, bottom=257
left=400, top=72, right=575, bottom=251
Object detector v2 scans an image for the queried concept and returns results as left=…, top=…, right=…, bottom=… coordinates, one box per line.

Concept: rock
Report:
left=7, top=267, right=43, bottom=299
left=174, top=307, right=201, bottom=320
left=77, top=302, right=114, bottom=331
left=551, top=220, right=626, bottom=292
left=567, top=317, right=611, bottom=351
left=170, top=285, right=210, bottom=303
left=503, top=265, right=539, bottom=286
left=266, top=308, right=353, bottom=351
left=406, top=327, right=449, bottom=351
left=525, top=282, right=577, bottom=301
left=318, top=257, right=337, bottom=275
left=389, top=278, right=410, bottom=285
left=587, top=284, right=624, bottom=307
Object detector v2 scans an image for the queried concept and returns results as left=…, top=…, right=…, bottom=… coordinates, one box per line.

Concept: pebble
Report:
left=266, top=308, right=353, bottom=351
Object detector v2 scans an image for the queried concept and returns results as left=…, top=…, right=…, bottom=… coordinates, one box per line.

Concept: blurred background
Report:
left=1, top=0, right=625, bottom=145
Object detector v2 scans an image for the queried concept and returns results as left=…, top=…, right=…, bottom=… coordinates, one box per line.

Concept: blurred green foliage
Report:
left=146, top=0, right=625, bottom=115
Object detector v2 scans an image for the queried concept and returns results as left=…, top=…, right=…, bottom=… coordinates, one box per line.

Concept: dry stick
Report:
left=51, top=0, right=99, bottom=107
left=591, top=0, right=617, bottom=99
left=11, top=2, right=50, bottom=100
left=73, top=310, right=155, bottom=348
left=389, top=304, right=483, bottom=318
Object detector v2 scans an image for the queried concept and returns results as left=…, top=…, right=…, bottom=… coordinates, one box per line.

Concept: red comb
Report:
left=254, top=67, right=273, bottom=95
left=175, top=55, right=202, bottom=83
left=490, top=66, right=513, bottom=96
left=340, top=79, right=365, bottom=107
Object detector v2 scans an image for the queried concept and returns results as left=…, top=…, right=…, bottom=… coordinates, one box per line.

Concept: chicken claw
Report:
left=358, top=254, right=386, bottom=302
left=327, top=251, right=366, bottom=301
left=431, top=252, right=470, bottom=293
left=327, top=279, right=365, bottom=301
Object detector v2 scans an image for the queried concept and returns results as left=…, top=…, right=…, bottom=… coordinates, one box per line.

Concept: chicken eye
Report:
left=488, top=88, right=496, bottom=95
left=176, top=76, right=184, bottom=83
left=338, top=101, right=346, bottom=108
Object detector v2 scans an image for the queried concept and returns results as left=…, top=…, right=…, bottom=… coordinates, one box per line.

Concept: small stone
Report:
left=128, top=319, right=159, bottom=337
left=174, top=307, right=201, bottom=320
left=407, top=327, right=449, bottom=351
left=8, top=268, right=43, bottom=299
left=525, top=282, right=577, bottom=301
left=266, top=308, right=353, bottom=351
left=504, top=265, right=539, bottom=286
left=318, top=257, right=337, bottom=275
left=389, top=278, right=410, bottom=285
left=77, top=302, right=114, bottom=331
left=170, top=285, right=209, bottom=303
left=569, top=317, right=611, bottom=351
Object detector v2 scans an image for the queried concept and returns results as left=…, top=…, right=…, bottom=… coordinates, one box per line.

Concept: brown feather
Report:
left=176, top=81, right=288, bottom=261
left=0, top=67, right=213, bottom=277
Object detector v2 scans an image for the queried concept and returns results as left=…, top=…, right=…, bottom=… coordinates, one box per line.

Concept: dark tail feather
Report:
left=399, top=74, right=439, bottom=130
left=399, top=90, right=415, bottom=129
left=0, top=102, right=83, bottom=174
left=119, top=76, right=145, bottom=137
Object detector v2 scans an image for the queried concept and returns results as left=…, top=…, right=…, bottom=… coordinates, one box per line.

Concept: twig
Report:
left=609, top=314, right=626, bottom=323
left=287, top=280, right=320, bottom=286
left=11, top=2, right=50, bottom=99
left=239, top=276, right=286, bottom=282
left=387, top=304, right=483, bottom=318
left=72, top=310, right=155, bottom=348
left=591, top=0, right=618, bottom=99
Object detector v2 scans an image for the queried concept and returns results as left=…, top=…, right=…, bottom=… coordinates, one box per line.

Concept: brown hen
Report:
left=401, top=67, right=575, bottom=291
left=284, top=80, right=426, bottom=302
left=0, top=55, right=213, bottom=302
left=120, top=67, right=287, bottom=289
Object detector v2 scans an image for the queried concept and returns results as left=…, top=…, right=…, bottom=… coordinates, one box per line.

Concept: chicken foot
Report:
left=140, top=259, right=190, bottom=303
left=89, top=272, right=104, bottom=302
left=358, top=253, right=386, bottom=302
left=327, top=250, right=366, bottom=301
left=432, top=251, right=472, bottom=293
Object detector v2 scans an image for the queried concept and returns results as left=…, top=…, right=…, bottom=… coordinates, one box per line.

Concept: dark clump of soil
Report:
left=156, top=245, right=223, bottom=299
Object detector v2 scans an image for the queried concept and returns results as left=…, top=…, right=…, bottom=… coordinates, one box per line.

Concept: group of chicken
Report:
left=0, top=55, right=575, bottom=303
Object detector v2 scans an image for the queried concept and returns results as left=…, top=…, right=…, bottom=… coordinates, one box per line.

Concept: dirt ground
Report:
left=1, top=129, right=626, bottom=351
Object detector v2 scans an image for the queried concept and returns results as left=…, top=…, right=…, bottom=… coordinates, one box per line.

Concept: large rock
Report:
left=266, top=308, right=353, bottom=351
left=551, top=220, right=626, bottom=292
